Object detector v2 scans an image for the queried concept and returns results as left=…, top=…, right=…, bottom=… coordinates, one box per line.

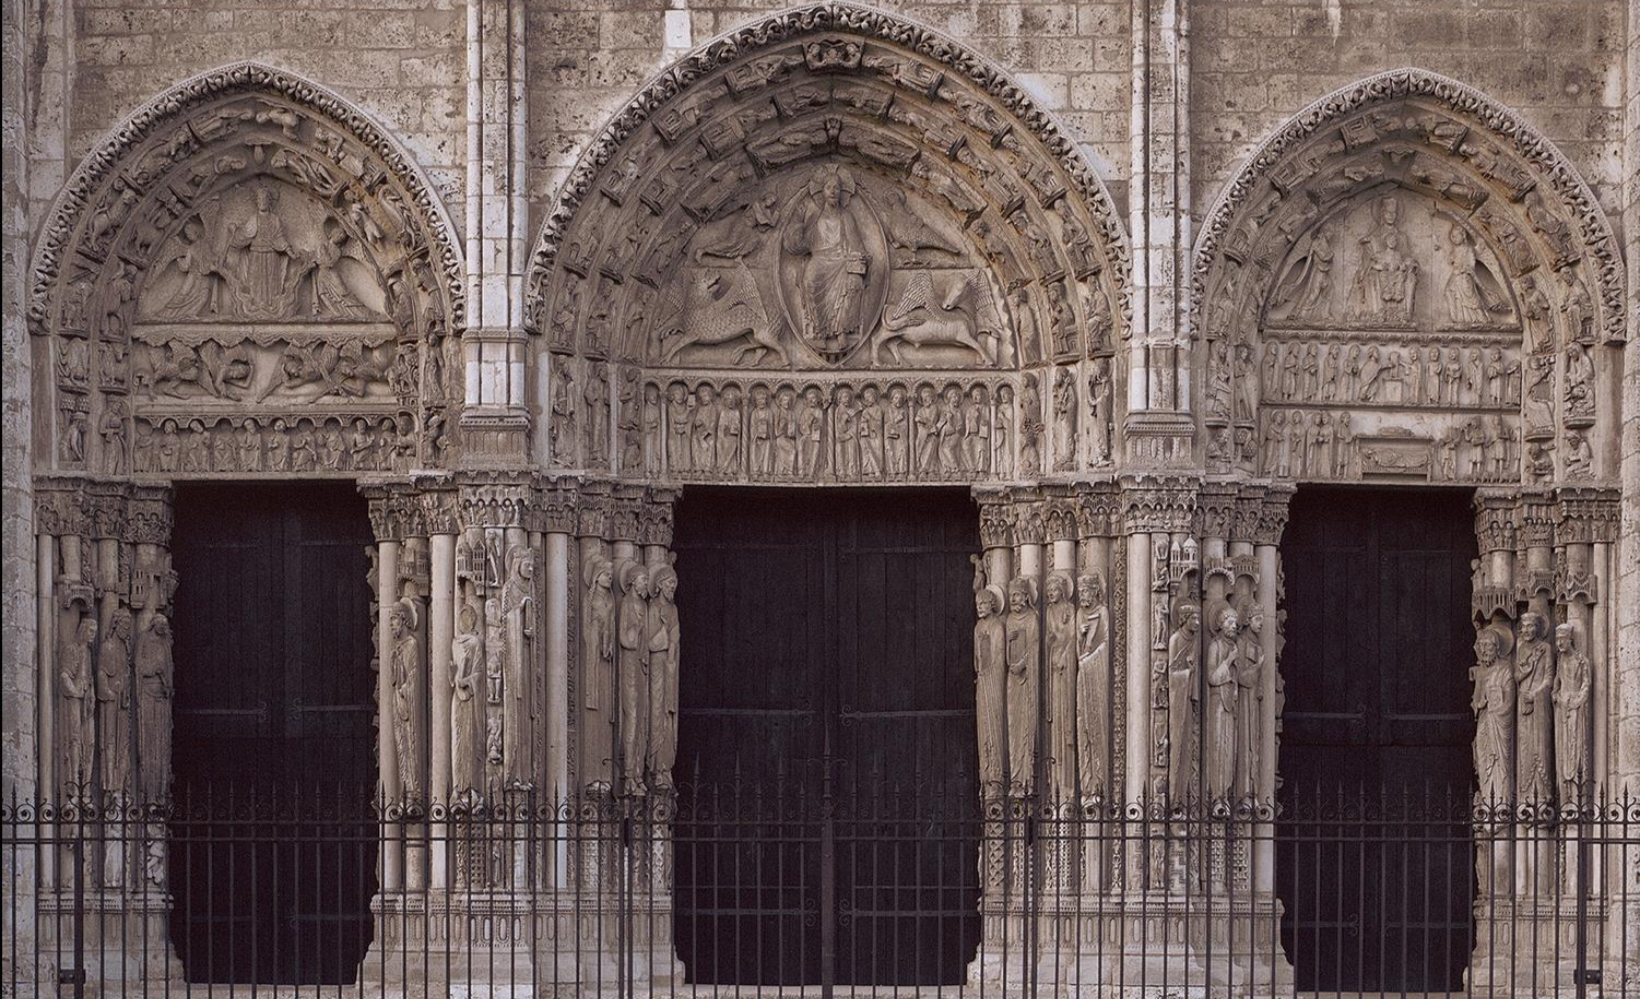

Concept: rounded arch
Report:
left=28, top=62, right=467, bottom=478
left=522, top=2, right=1131, bottom=484
left=1192, top=68, right=1625, bottom=487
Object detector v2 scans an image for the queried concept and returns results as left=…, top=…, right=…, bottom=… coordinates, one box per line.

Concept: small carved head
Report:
left=149, top=613, right=170, bottom=639
left=390, top=598, right=419, bottom=639
left=835, top=384, right=855, bottom=405
left=1007, top=575, right=1037, bottom=611
left=1175, top=601, right=1201, bottom=635
left=943, top=384, right=962, bottom=405
left=696, top=383, right=716, bottom=404
left=77, top=615, right=98, bottom=644
left=918, top=384, right=937, bottom=404
left=997, top=383, right=1014, bottom=404
left=1214, top=603, right=1240, bottom=638
left=803, top=385, right=823, bottom=405
left=969, top=384, right=988, bottom=404
left=860, top=384, right=879, bottom=404
left=777, top=386, right=795, bottom=408
left=889, top=384, right=908, bottom=405
left=1554, top=621, right=1578, bottom=654
left=1077, top=573, right=1104, bottom=607
left=976, top=585, right=1005, bottom=619
left=651, top=565, right=678, bottom=601
left=668, top=382, right=688, bottom=403
left=1519, top=610, right=1547, bottom=642
left=621, top=562, right=650, bottom=598
left=1045, top=572, right=1072, bottom=606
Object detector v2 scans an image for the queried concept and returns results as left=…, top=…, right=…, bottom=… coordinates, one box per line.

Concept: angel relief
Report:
left=139, top=181, right=387, bottom=325
left=644, top=162, right=1012, bottom=371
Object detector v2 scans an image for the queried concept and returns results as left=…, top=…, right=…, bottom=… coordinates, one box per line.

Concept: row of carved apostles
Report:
left=545, top=363, right=1119, bottom=482
left=128, top=411, right=438, bottom=476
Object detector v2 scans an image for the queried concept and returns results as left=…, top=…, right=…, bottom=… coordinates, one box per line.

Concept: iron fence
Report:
left=2, top=781, right=1636, bottom=997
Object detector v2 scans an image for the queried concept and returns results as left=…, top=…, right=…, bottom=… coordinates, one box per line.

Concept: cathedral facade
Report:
left=2, top=0, right=1637, bottom=992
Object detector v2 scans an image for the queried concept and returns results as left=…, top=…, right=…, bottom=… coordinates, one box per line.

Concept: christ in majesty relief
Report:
left=782, top=167, right=870, bottom=352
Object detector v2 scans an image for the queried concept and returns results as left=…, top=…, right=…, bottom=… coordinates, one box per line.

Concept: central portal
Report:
left=671, top=489, right=981, bottom=987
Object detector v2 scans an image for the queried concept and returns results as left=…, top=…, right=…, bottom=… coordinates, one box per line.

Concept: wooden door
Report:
left=671, top=489, right=981, bottom=986
left=169, top=483, right=377, bottom=984
left=1276, top=487, right=1477, bottom=992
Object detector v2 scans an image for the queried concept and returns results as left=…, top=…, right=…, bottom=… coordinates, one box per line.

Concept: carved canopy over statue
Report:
left=525, top=3, right=1131, bottom=483
left=1195, top=70, right=1626, bottom=489
left=28, top=63, right=466, bottom=480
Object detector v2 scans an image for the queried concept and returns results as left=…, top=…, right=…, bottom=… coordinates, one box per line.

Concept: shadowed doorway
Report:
left=671, top=489, right=982, bottom=987
left=169, top=482, right=378, bottom=984
left=1276, top=486, right=1478, bottom=992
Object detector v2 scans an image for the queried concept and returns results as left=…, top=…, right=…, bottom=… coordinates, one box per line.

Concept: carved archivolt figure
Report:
left=58, top=608, right=98, bottom=790
left=1289, top=222, right=1336, bottom=321
left=1166, top=601, right=1201, bottom=803
left=135, top=613, right=173, bottom=801
left=451, top=600, right=482, bottom=795
left=390, top=598, right=423, bottom=800
left=1004, top=576, right=1041, bottom=795
left=647, top=565, right=681, bottom=784
left=1051, top=367, right=1077, bottom=471
left=97, top=607, right=134, bottom=793
left=1552, top=622, right=1591, bottom=803
left=617, top=562, right=652, bottom=784
left=1044, top=573, right=1078, bottom=800
left=974, top=584, right=1008, bottom=797
left=1204, top=602, right=1240, bottom=801
left=1470, top=624, right=1515, bottom=807
left=1075, top=573, right=1110, bottom=799
left=1514, top=611, right=1555, bottom=803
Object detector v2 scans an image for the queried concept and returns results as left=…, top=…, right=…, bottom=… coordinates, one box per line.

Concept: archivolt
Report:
left=522, top=2, right=1132, bottom=352
left=27, top=61, right=465, bottom=333
left=1193, top=68, right=1625, bottom=343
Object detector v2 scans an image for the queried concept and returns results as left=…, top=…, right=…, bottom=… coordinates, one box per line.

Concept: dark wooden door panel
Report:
left=1276, top=487, right=1477, bottom=993
left=673, top=489, right=979, bottom=987
left=170, top=483, right=376, bottom=985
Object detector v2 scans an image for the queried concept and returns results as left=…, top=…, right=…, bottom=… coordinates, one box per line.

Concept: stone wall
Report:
left=1191, top=0, right=1629, bottom=226
left=56, top=0, right=467, bottom=231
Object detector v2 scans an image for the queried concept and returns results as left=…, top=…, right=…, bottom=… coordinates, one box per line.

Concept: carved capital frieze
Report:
left=576, top=481, right=614, bottom=538
left=34, top=478, right=92, bottom=538
left=1516, top=491, right=1556, bottom=548
left=85, top=482, right=131, bottom=540
left=1555, top=487, right=1619, bottom=545
left=637, top=490, right=677, bottom=547
left=536, top=482, right=580, bottom=535
left=1073, top=483, right=1119, bottom=538
left=1251, top=483, right=1294, bottom=546
left=1196, top=483, right=1239, bottom=540
left=1472, top=490, right=1519, bottom=555
left=974, top=489, right=1015, bottom=550
left=1043, top=498, right=1079, bottom=543
left=608, top=488, right=645, bottom=543
left=125, top=484, right=175, bottom=545
left=420, top=488, right=462, bottom=536
left=1119, top=474, right=1198, bottom=535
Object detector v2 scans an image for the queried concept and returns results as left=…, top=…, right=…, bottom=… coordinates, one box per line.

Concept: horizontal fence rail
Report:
left=2, top=781, right=1637, bottom=998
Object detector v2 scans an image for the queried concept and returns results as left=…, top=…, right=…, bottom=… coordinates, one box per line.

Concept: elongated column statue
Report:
left=1514, top=611, right=1554, bottom=804
left=1166, top=601, right=1201, bottom=804
left=1470, top=623, right=1515, bottom=809
left=451, top=599, right=482, bottom=797
left=974, top=584, right=1008, bottom=799
left=1075, top=572, right=1110, bottom=802
left=582, top=555, right=617, bottom=793
left=1233, top=595, right=1265, bottom=800
left=1552, top=622, right=1590, bottom=803
left=1004, top=575, right=1040, bottom=797
left=98, top=607, right=134, bottom=795
left=390, top=598, right=423, bottom=801
left=617, top=561, right=652, bottom=790
left=648, top=564, right=680, bottom=786
left=57, top=601, right=97, bottom=792
left=1204, top=601, right=1240, bottom=802
left=1044, top=572, right=1078, bottom=801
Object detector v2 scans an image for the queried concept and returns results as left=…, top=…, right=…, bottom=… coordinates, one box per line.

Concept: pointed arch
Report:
left=1192, top=68, right=1624, bottom=487
left=521, top=2, right=1131, bottom=483
left=26, top=62, right=468, bottom=476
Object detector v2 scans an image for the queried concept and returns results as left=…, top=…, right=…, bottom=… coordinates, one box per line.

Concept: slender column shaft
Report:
left=377, top=540, right=402, bottom=891
left=37, top=535, right=56, bottom=889
left=1254, top=543, right=1279, bottom=893
left=429, top=533, right=455, bottom=888
left=1124, top=534, right=1151, bottom=806
left=544, top=530, right=570, bottom=885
